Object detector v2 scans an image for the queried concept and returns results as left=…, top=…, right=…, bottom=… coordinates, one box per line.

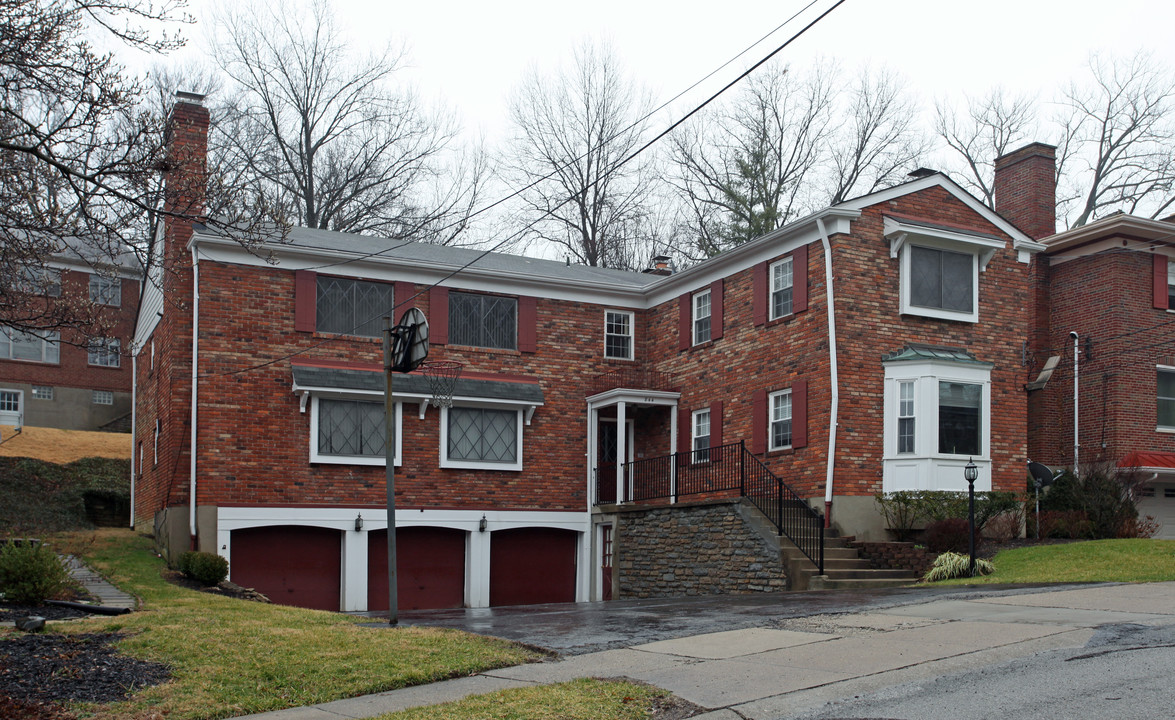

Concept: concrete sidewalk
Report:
left=242, top=582, right=1175, bottom=720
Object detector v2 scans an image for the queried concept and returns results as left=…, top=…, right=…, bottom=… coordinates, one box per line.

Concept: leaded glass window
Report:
left=316, top=276, right=394, bottom=337
left=770, top=390, right=792, bottom=450
left=910, top=246, right=973, bottom=312
left=447, top=407, right=518, bottom=464
left=771, top=256, right=794, bottom=319
left=938, top=381, right=981, bottom=455
left=318, top=399, right=385, bottom=457
left=449, top=292, right=517, bottom=350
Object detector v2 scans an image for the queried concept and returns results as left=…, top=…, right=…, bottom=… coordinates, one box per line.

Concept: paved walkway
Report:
left=63, top=554, right=137, bottom=610
left=242, top=581, right=1175, bottom=720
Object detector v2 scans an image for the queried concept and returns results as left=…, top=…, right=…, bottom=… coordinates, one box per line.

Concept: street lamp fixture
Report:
left=964, top=458, right=978, bottom=576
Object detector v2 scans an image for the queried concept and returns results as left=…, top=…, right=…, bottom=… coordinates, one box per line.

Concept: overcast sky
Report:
left=163, top=0, right=1175, bottom=146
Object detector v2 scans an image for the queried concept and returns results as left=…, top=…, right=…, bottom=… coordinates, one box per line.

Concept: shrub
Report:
left=1029, top=510, right=1093, bottom=539
left=0, top=540, right=71, bottom=605
left=1117, top=514, right=1160, bottom=539
left=1041, top=464, right=1142, bottom=539
left=178, top=551, right=228, bottom=587
left=984, top=509, right=1023, bottom=542
left=876, top=490, right=1023, bottom=540
left=924, top=518, right=979, bottom=554
left=875, top=491, right=928, bottom=541
left=923, top=551, right=994, bottom=582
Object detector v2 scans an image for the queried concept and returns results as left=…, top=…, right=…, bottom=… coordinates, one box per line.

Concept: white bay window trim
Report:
left=882, top=355, right=992, bottom=492
left=309, top=394, right=402, bottom=466
left=440, top=400, right=524, bottom=471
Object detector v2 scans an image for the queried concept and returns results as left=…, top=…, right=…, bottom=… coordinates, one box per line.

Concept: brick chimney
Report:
left=164, top=92, right=210, bottom=233
left=643, top=255, right=673, bottom=276
left=993, top=142, right=1056, bottom=240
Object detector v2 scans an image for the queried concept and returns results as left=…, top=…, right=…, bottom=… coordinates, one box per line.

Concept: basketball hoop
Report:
left=420, top=361, right=463, bottom=408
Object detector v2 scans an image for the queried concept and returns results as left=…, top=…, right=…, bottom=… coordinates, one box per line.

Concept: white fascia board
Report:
left=643, top=209, right=859, bottom=307
left=839, top=175, right=1038, bottom=252
left=190, top=232, right=651, bottom=308
left=586, top=388, right=681, bottom=406
left=1043, top=214, right=1175, bottom=262
left=48, top=256, right=144, bottom=280
left=216, top=505, right=588, bottom=529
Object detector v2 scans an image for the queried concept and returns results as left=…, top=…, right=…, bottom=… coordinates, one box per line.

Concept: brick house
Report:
left=0, top=243, right=140, bottom=432
left=1026, top=202, right=1175, bottom=537
left=134, top=95, right=1050, bottom=611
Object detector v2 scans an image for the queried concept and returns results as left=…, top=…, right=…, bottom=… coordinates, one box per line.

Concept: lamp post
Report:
left=964, top=458, right=979, bottom=577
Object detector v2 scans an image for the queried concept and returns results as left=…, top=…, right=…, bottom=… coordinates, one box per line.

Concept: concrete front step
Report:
left=807, top=575, right=920, bottom=591
left=795, top=567, right=917, bottom=581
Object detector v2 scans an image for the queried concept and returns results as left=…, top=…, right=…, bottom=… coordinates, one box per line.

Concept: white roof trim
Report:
left=883, top=216, right=1006, bottom=271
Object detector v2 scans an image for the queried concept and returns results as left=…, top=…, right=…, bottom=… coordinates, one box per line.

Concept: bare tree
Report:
left=1060, top=51, right=1175, bottom=227
left=211, top=0, right=484, bottom=242
left=669, top=62, right=924, bottom=258
left=0, top=0, right=193, bottom=336
left=503, top=39, right=657, bottom=269
left=934, top=88, right=1037, bottom=208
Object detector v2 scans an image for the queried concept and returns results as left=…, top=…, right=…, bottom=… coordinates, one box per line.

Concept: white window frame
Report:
left=769, top=256, right=794, bottom=320
left=440, top=402, right=524, bottom=471
left=883, top=358, right=992, bottom=492
left=692, top=289, right=711, bottom=345
left=1168, top=264, right=1175, bottom=312
left=92, top=390, right=114, bottom=405
left=604, top=310, right=634, bottom=360
left=32, top=386, right=53, bottom=400
left=769, top=389, right=793, bottom=452
left=0, top=389, right=20, bottom=414
left=19, top=267, right=61, bottom=297
left=897, top=380, right=915, bottom=454
left=309, top=394, right=402, bottom=466
left=691, top=408, right=710, bottom=463
left=88, top=337, right=121, bottom=368
left=1158, top=365, right=1175, bottom=433
left=89, top=274, right=121, bottom=306
left=0, top=327, right=61, bottom=364
left=885, top=217, right=1003, bottom=324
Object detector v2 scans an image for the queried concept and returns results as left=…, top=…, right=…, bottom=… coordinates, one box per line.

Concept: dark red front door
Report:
left=368, top=527, right=466, bottom=611
left=601, top=524, right=614, bottom=601
left=489, top=527, right=577, bottom=606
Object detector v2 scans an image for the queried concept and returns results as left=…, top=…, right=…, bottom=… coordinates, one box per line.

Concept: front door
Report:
left=600, top=523, right=614, bottom=601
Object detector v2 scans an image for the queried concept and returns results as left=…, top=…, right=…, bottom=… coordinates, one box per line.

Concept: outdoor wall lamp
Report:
left=479, top=514, right=487, bottom=533
left=354, top=514, right=363, bottom=532
left=964, top=459, right=978, bottom=576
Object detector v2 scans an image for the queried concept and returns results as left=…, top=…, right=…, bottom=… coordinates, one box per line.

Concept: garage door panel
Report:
left=231, top=525, right=342, bottom=611
left=1138, top=484, right=1175, bottom=539
left=369, top=527, right=466, bottom=611
left=490, top=527, right=577, bottom=607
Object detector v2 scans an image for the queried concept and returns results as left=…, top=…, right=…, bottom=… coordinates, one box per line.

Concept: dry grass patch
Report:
left=379, top=678, right=676, bottom=720
left=0, top=426, right=131, bottom=462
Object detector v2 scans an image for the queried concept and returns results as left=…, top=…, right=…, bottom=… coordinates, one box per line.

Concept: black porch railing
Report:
left=594, top=440, right=824, bottom=573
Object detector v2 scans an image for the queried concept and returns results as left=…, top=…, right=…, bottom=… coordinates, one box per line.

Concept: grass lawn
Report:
left=932, top=538, right=1175, bottom=585
left=376, top=678, right=673, bottom=720
left=34, top=529, right=543, bottom=720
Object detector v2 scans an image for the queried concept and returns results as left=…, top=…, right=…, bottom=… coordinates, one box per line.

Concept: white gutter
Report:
left=189, top=248, right=200, bottom=546
left=816, top=218, right=839, bottom=527
left=129, top=353, right=136, bottom=529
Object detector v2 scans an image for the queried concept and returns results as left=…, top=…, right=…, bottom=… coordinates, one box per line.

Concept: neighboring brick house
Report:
left=0, top=243, right=140, bottom=431
left=1027, top=207, right=1175, bottom=538
left=134, top=94, right=1051, bottom=611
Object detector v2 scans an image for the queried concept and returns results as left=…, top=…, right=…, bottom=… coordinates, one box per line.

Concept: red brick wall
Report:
left=994, top=143, right=1056, bottom=240
left=1029, top=246, right=1175, bottom=467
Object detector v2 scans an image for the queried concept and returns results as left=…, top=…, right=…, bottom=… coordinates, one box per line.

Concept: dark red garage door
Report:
left=368, top=527, right=466, bottom=611
left=489, top=527, right=577, bottom=606
left=231, top=525, right=341, bottom=611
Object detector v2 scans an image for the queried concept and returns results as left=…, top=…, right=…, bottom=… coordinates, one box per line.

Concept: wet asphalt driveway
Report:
left=372, top=583, right=1086, bottom=655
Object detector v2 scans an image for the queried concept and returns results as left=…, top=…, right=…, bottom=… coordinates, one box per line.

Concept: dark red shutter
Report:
left=430, top=287, right=449, bottom=345
left=710, top=400, right=723, bottom=451
left=395, top=281, right=415, bottom=312
left=753, top=261, right=768, bottom=325
left=678, top=407, right=691, bottom=452
left=678, top=294, right=691, bottom=351
left=793, top=243, right=809, bottom=314
left=710, top=279, right=724, bottom=341
left=791, top=380, right=808, bottom=449
left=294, top=270, right=316, bottom=332
left=751, top=389, right=767, bottom=455
left=518, top=296, right=537, bottom=353
left=1155, top=255, right=1169, bottom=310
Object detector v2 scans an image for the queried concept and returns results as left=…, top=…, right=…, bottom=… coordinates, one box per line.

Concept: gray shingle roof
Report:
left=291, top=364, right=545, bottom=404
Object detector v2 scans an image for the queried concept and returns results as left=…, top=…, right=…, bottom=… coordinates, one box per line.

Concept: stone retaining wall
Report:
left=849, top=540, right=937, bottom=575
left=615, top=500, right=786, bottom=599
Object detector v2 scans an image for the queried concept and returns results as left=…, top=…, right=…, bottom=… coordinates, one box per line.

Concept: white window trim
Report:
left=309, top=394, right=402, bottom=466
left=882, top=358, right=992, bottom=492
left=897, top=379, right=915, bottom=454
left=768, top=388, right=793, bottom=452
left=440, top=401, right=524, bottom=471
left=604, top=309, right=634, bottom=360
left=88, top=337, right=121, bottom=368
left=89, top=274, right=122, bottom=307
left=92, top=390, right=114, bottom=405
left=32, top=386, right=53, bottom=401
left=885, top=217, right=1003, bottom=324
left=0, top=388, right=21, bottom=414
left=769, top=255, right=794, bottom=321
left=692, top=289, right=711, bottom=346
left=0, top=327, right=61, bottom=364
left=1158, top=364, right=1175, bottom=433
left=691, top=408, right=710, bottom=463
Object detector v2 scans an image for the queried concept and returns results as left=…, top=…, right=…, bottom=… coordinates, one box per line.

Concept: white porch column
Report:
left=615, top=401, right=627, bottom=503
left=467, top=526, right=491, bottom=608
left=340, top=527, right=368, bottom=612
left=587, top=402, right=597, bottom=505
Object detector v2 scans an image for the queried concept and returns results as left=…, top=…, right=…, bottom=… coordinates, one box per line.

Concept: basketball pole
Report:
left=383, top=316, right=399, bottom=626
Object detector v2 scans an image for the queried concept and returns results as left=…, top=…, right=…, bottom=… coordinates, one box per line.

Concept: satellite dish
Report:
left=1027, top=461, right=1058, bottom=489
left=391, top=307, right=429, bottom=373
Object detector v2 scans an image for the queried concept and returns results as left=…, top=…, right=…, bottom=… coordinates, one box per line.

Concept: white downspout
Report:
left=129, top=353, right=137, bottom=529
left=189, top=248, right=200, bottom=547
left=816, top=218, right=839, bottom=527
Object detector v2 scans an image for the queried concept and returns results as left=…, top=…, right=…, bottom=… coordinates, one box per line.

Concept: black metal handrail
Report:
left=594, top=440, right=824, bottom=573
